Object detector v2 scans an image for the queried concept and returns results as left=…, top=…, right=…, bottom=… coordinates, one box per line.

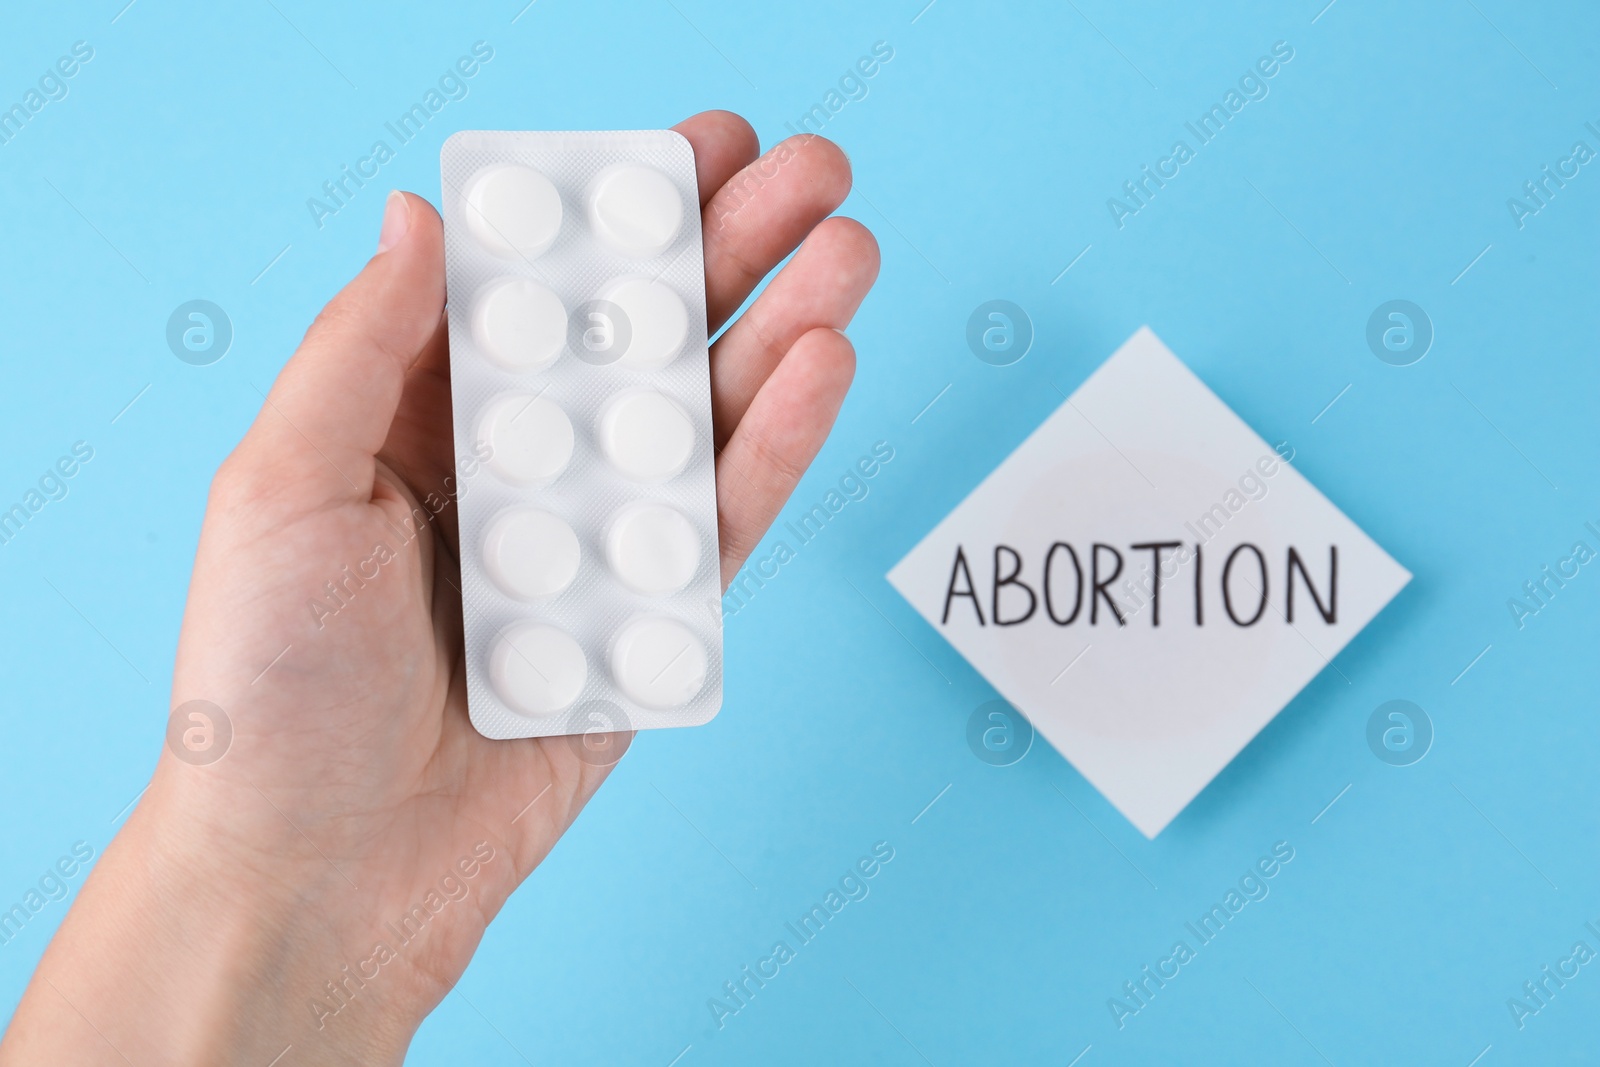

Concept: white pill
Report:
left=596, top=389, right=694, bottom=482
left=465, top=164, right=563, bottom=260
left=483, top=507, right=581, bottom=600
left=471, top=278, right=566, bottom=372
left=606, top=503, right=700, bottom=595
left=598, top=276, right=688, bottom=371
left=490, top=623, right=587, bottom=716
left=587, top=163, right=684, bottom=258
left=476, top=393, right=574, bottom=486
left=610, top=616, right=707, bottom=710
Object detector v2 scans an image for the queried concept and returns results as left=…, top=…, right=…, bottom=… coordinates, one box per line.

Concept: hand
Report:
left=1, top=111, right=879, bottom=1066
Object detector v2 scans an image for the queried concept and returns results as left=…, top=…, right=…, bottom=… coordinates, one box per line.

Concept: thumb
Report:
left=239, top=191, right=446, bottom=505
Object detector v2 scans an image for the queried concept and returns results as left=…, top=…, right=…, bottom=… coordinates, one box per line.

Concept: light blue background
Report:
left=2, top=1, right=1597, bottom=1063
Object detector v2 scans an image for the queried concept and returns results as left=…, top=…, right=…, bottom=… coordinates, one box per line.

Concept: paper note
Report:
left=888, top=327, right=1410, bottom=836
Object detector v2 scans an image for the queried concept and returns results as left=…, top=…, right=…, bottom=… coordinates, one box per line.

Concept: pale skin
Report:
left=0, top=111, right=879, bottom=1065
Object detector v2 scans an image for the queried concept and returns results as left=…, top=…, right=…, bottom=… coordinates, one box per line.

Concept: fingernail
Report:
left=377, top=191, right=410, bottom=253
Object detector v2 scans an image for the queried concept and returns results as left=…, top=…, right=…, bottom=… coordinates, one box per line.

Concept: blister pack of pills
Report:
left=440, top=130, right=722, bottom=740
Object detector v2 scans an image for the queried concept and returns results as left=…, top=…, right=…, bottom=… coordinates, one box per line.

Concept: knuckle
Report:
left=304, top=296, right=359, bottom=346
left=717, top=513, right=763, bottom=574
left=207, top=453, right=261, bottom=512
left=745, top=430, right=808, bottom=491
left=208, top=447, right=281, bottom=515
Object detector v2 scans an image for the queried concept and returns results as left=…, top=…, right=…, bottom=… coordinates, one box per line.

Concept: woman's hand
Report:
left=0, top=110, right=879, bottom=1066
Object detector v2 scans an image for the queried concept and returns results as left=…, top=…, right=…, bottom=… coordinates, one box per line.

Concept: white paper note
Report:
left=888, top=327, right=1410, bottom=836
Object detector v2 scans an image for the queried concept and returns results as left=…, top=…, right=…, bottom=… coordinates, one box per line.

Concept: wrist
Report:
left=2, top=771, right=416, bottom=1066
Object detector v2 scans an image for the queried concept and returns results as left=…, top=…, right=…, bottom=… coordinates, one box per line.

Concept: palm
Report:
left=160, top=111, right=878, bottom=1025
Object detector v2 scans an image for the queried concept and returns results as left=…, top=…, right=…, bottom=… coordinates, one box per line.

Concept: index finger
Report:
left=672, top=110, right=760, bottom=205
